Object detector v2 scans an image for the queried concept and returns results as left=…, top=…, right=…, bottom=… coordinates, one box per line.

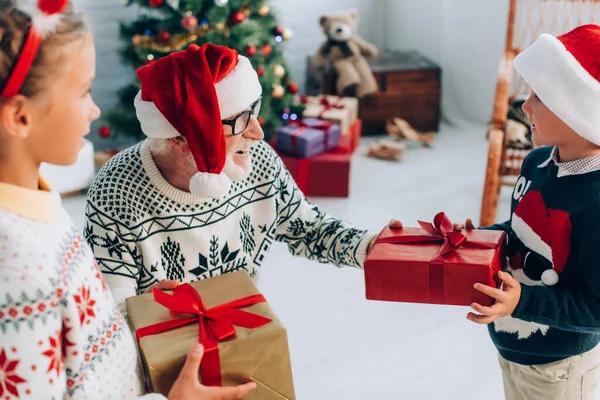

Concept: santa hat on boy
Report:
left=134, top=43, right=262, bottom=198
left=514, top=24, right=600, bottom=146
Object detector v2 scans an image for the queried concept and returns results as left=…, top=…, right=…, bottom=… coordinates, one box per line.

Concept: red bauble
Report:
left=257, top=117, right=264, bottom=126
left=261, top=44, right=272, bottom=56
left=157, top=31, right=170, bottom=42
left=181, top=16, right=198, bottom=31
left=288, top=82, right=299, bottom=94
left=38, top=0, right=69, bottom=15
left=98, top=126, right=112, bottom=138
left=256, top=66, right=265, bottom=77
left=231, top=11, right=246, bottom=24
left=274, top=26, right=284, bottom=35
left=149, top=0, right=164, bottom=7
left=245, top=45, right=257, bottom=57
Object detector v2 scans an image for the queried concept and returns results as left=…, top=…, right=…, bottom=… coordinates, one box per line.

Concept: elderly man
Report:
left=84, top=43, right=399, bottom=312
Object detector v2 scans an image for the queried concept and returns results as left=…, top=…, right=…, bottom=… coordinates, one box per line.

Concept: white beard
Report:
left=493, top=266, right=550, bottom=339
left=223, top=155, right=253, bottom=181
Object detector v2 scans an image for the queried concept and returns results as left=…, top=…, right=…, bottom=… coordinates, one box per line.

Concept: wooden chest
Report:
left=306, top=51, right=441, bottom=135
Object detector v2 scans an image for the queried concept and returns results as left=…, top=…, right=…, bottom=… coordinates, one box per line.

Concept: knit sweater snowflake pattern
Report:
left=483, top=146, right=600, bottom=365
left=0, top=180, right=164, bottom=399
left=84, top=140, right=374, bottom=313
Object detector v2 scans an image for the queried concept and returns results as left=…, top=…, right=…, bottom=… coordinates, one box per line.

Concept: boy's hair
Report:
left=0, top=1, right=88, bottom=98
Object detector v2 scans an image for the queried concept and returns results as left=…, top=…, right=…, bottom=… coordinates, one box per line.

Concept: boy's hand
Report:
left=467, top=271, right=522, bottom=324
left=453, top=218, right=476, bottom=231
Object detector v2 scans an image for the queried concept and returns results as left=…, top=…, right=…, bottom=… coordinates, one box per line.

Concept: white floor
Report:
left=64, top=123, right=521, bottom=400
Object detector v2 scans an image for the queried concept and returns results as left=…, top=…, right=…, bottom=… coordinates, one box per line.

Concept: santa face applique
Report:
left=494, top=190, right=573, bottom=339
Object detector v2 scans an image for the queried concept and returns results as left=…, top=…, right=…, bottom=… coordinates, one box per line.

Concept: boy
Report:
left=461, top=24, right=600, bottom=399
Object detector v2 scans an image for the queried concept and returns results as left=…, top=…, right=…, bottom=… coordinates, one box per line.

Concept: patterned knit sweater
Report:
left=85, top=140, right=374, bottom=314
left=483, top=147, right=600, bottom=365
left=0, top=179, right=164, bottom=400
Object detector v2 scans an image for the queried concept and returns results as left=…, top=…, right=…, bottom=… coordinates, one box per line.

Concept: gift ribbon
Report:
left=135, top=284, right=272, bottom=387
left=376, top=212, right=498, bottom=303
left=318, top=96, right=345, bottom=118
left=288, top=120, right=333, bottom=155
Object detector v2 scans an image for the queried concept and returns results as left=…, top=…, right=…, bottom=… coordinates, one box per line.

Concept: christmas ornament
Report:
left=272, top=84, right=284, bottom=98
left=274, top=26, right=284, bottom=35
left=273, top=64, right=285, bottom=78
left=157, top=31, right=170, bottom=42
left=230, top=11, right=246, bottom=24
left=258, top=4, right=269, bottom=16
left=288, top=82, right=299, bottom=94
left=258, top=117, right=264, bottom=126
left=149, top=0, right=163, bottom=7
left=215, top=22, right=226, bottom=31
left=282, top=28, right=293, bottom=40
left=132, top=34, right=142, bottom=46
left=244, top=45, right=257, bottom=57
left=256, top=66, right=265, bottom=77
left=214, top=0, right=228, bottom=5
left=261, top=44, right=272, bottom=56
left=243, top=8, right=251, bottom=16
left=98, top=126, right=112, bottom=138
left=181, top=15, right=198, bottom=31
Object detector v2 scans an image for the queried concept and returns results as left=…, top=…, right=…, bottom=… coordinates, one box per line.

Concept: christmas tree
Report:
left=102, top=0, right=304, bottom=142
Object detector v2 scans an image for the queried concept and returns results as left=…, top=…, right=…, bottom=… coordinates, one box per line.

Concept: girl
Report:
left=0, top=1, right=255, bottom=399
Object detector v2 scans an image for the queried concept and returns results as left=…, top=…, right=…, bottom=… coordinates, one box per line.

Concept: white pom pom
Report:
left=541, top=269, right=559, bottom=286
left=15, top=0, right=67, bottom=36
left=189, top=172, right=231, bottom=199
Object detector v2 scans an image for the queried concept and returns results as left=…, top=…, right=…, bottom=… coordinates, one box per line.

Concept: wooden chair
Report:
left=479, top=0, right=600, bottom=226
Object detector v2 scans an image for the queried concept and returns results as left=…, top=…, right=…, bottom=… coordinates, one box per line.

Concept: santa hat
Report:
left=1, top=0, right=69, bottom=97
left=134, top=43, right=262, bottom=198
left=511, top=191, right=572, bottom=286
left=513, top=24, right=600, bottom=146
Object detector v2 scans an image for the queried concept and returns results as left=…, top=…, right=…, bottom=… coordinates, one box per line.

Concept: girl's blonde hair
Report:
left=0, top=1, right=88, bottom=97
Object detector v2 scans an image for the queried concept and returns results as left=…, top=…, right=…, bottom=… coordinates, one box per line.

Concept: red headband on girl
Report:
left=1, top=0, right=69, bottom=97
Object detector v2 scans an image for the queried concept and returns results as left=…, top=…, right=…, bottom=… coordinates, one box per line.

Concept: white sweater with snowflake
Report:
left=85, top=140, right=375, bottom=315
left=0, top=180, right=164, bottom=400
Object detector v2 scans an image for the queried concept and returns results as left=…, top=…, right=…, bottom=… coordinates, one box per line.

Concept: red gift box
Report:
left=277, top=150, right=351, bottom=198
left=331, top=119, right=362, bottom=154
left=364, top=213, right=506, bottom=307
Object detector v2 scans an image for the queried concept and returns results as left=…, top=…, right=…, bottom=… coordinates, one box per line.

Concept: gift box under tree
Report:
left=276, top=118, right=341, bottom=158
left=296, top=95, right=359, bottom=135
left=364, top=213, right=506, bottom=307
left=126, top=271, right=296, bottom=399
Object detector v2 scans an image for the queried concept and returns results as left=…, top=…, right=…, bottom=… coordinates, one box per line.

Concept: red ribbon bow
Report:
left=318, top=96, right=345, bottom=118
left=288, top=119, right=333, bottom=155
left=376, top=212, right=497, bottom=303
left=135, top=283, right=272, bottom=387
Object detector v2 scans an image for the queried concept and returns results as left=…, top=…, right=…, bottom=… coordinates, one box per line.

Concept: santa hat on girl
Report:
left=514, top=24, right=600, bottom=146
left=1, top=0, right=69, bottom=97
left=134, top=43, right=262, bottom=198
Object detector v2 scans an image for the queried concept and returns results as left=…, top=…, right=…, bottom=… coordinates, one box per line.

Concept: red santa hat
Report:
left=511, top=191, right=572, bottom=286
left=514, top=24, right=600, bottom=146
left=134, top=43, right=262, bottom=198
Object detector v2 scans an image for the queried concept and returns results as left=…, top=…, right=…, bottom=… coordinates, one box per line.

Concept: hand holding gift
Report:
left=467, top=271, right=522, bottom=325
left=453, top=218, right=477, bottom=231
left=168, top=344, right=257, bottom=400
left=364, top=212, right=506, bottom=306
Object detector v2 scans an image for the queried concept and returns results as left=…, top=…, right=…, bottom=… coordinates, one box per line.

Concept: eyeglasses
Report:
left=222, top=97, right=262, bottom=136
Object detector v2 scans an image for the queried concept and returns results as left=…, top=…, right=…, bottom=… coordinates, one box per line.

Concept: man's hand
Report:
left=168, top=344, right=257, bottom=400
left=367, top=219, right=403, bottom=254
left=144, top=279, right=180, bottom=293
left=467, top=271, right=522, bottom=324
left=453, top=218, right=476, bottom=231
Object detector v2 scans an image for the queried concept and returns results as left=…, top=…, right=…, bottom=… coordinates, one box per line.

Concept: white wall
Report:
left=384, top=0, right=509, bottom=126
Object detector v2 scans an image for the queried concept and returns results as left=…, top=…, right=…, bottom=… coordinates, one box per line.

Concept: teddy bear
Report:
left=312, top=9, right=379, bottom=98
